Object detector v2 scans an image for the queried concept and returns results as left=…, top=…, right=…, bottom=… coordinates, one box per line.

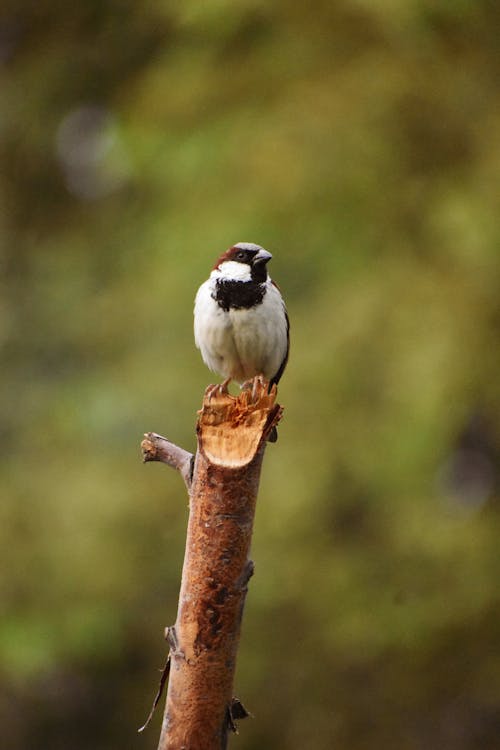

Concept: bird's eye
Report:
left=236, top=251, right=245, bottom=260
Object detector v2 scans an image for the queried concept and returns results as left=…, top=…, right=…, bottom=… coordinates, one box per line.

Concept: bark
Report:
left=141, top=432, right=194, bottom=489
left=141, top=378, right=282, bottom=750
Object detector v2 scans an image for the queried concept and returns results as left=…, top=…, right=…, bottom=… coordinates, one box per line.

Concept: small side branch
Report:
left=141, top=432, right=194, bottom=489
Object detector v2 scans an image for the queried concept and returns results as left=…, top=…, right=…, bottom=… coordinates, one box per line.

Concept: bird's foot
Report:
left=206, top=384, right=218, bottom=401
left=219, top=377, right=231, bottom=394
left=241, top=375, right=270, bottom=401
left=252, top=375, right=262, bottom=400
left=207, top=378, right=232, bottom=401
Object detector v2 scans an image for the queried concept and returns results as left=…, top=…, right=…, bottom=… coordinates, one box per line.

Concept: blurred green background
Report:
left=2, top=2, right=500, bottom=748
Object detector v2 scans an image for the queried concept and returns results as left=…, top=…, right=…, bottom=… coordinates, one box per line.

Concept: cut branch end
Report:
left=198, top=377, right=283, bottom=468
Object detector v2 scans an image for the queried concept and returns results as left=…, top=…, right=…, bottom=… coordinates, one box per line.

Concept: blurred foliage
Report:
left=1, top=1, right=500, bottom=748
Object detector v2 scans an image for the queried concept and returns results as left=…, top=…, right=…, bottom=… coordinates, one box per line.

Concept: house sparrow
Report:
left=194, top=242, right=289, bottom=392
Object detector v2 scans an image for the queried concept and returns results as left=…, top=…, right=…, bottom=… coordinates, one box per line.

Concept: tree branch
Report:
left=141, top=432, right=194, bottom=489
left=142, top=379, right=282, bottom=749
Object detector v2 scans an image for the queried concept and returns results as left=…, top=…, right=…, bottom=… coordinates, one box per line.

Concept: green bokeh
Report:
left=1, top=2, right=500, bottom=748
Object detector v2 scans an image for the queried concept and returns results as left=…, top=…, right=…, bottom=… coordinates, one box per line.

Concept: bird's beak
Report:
left=253, top=249, right=272, bottom=265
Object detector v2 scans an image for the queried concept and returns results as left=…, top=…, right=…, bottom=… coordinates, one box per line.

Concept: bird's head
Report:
left=213, top=242, right=272, bottom=283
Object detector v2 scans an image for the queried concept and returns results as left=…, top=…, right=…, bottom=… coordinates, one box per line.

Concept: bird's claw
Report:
left=251, top=376, right=260, bottom=401
left=207, top=378, right=231, bottom=401
left=219, top=377, right=231, bottom=394
left=241, top=375, right=269, bottom=401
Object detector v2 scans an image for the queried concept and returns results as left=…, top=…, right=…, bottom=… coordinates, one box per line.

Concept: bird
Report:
left=194, top=242, right=289, bottom=395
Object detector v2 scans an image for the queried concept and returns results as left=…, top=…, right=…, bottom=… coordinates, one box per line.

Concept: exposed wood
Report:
left=144, top=378, right=282, bottom=750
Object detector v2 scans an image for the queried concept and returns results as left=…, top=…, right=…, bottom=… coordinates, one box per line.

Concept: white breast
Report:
left=194, top=278, right=288, bottom=383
